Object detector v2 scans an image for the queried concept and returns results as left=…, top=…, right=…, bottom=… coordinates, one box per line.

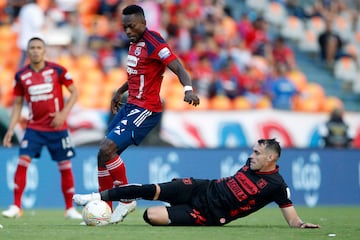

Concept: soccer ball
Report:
left=82, top=200, right=112, bottom=226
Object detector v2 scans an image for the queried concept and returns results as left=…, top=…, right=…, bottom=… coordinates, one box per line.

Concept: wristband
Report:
left=184, top=85, right=193, bottom=92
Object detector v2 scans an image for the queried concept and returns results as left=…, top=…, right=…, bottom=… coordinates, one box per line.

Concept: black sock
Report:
left=101, top=184, right=156, bottom=201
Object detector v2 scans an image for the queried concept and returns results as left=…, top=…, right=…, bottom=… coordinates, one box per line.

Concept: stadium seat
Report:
left=76, top=55, right=99, bottom=70
left=352, top=72, right=360, bottom=94
left=0, top=69, right=15, bottom=107
left=286, top=70, right=308, bottom=92
left=106, top=68, right=127, bottom=87
left=245, top=0, right=269, bottom=14
left=263, top=1, right=287, bottom=27
left=280, top=15, right=305, bottom=42
left=332, top=15, right=353, bottom=43
left=255, top=96, right=272, bottom=109
left=333, top=57, right=357, bottom=90
left=320, top=96, right=344, bottom=113
left=232, top=96, right=252, bottom=110
left=302, top=82, right=326, bottom=100
left=297, top=29, right=320, bottom=54
left=209, top=95, right=232, bottom=110
left=305, top=16, right=326, bottom=36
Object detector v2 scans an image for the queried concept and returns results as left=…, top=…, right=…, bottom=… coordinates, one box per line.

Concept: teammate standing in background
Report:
left=74, top=139, right=320, bottom=228
left=2, top=37, right=82, bottom=219
left=98, top=4, right=200, bottom=223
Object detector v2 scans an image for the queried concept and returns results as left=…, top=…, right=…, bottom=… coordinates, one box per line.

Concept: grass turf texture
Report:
left=0, top=206, right=359, bottom=240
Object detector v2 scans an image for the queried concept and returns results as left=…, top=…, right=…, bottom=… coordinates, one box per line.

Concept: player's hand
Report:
left=3, top=130, right=14, bottom=147
left=184, top=91, right=200, bottom=106
left=300, top=222, right=320, bottom=228
left=111, top=94, right=123, bottom=114
left=49, top=112, right=66, bottom=128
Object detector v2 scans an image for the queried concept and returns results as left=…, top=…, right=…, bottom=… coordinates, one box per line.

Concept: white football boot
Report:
left=2, top=205, right=23, bottom=218
left=72, top=193, right=101, bottom=206
left=110, top=201, right=136, bottom=224
left=64, top=207, right=83, bottom=219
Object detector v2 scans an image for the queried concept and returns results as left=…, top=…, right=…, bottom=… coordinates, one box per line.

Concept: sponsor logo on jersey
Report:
left=135, top=46, right=142, bottom=56
left=136, top=41, right=145, bottom=47
left=158, top=47, right=171, bottom=60
left=21, top=72, right=32, bottom=80
left=127, top=55, right=138, bottom=67
left=42, top=69, right=54, bottom=76
left=127, top=67, right=138, bottom=75
left=44, top=75, right=53, bottom=83
left=28, top=83, right=53, bottom=95
left=30, top=93, right=54, bottom=102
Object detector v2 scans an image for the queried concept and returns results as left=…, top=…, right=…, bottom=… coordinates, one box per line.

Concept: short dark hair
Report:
left=27, top=37, right=46, bottom=48
left=122, top=4, right=145, bottom=17
left=258, top=138, right=281, bottom=158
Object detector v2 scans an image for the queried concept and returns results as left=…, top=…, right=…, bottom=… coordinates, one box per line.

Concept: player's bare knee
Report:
left=143, top=207, right=169, bottom=226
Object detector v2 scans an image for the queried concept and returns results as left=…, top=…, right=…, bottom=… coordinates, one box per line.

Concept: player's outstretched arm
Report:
left=280, top=206, right=320, bottom=228
left=167, top=59, right=200, bottom=106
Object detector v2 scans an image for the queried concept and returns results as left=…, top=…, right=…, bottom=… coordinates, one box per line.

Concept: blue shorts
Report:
left=107, top=103, right=162, bottom=153
left=19, top=128, right=76, bottom=162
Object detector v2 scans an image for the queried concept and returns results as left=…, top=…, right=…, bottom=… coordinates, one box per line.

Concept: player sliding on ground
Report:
left=74, top=139, right=320, bottom=227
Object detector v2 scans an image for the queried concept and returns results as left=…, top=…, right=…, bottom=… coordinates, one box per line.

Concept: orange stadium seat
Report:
left=106, top=68, right=127, bottom=87
left=319, top=96, right=344, bottom=113
left=232, top=96, right=252, bottom=110
left=255, top=96, right=272, bottom=109
left=286, top=70, right=308, bottom=92
left=76, top=55, right=99, bottom=70
left=209, top=95, right=232, bottom=110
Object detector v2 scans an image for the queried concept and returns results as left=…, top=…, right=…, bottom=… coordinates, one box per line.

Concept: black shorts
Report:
left=159, top=178, right=219, bottom=226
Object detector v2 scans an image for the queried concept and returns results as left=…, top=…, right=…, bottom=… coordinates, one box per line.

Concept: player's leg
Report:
left=100, top=104, right=161, bottom=223
left=144, top=205, right=208, bottom=226
left=47, top=130, right=81, bottom=219
left=2, top=129, right=42, bottom=218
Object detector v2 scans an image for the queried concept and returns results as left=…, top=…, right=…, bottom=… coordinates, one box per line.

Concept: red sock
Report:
left=105, top=155, right=128, bottom=186
left=58, top=160, right=75, bottom=210
left=98, top=167, right=114, bottom=209
left=14, top=156, right=31, bottom=208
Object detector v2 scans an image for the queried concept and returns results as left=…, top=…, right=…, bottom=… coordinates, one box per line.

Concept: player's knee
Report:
left=143, top=209, right=153, bottom=225
left=143, top=207, right=169, bottom=226
left=98, top=139, right=118, bottom=164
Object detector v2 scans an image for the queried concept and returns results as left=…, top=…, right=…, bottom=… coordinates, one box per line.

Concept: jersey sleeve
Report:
left=13, top=73, right=24, bottom=96
left=57, top=64, right=74, bottom=87
left=274, top=183, right=293, bottom=208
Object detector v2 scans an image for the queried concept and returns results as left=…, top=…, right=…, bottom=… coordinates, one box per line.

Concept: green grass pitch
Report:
left=0, top=206, right=359, bottom=240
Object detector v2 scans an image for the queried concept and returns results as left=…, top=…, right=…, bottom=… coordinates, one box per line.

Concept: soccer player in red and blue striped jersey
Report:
left=98, top=4, right=200, bottom=223
left=2, top=37, right=82, bottom=219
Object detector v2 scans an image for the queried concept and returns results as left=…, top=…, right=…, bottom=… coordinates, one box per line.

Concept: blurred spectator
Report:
left=244, top=17, right=270, bottom=56
left=214, top=57, right=244, bottom=99
left=15, top=0, right=45, bottom=68
left=271, top=36, right=297, bottom=71
left=191, top=54, right=216, bottom=98
left=263, top=64, right=298, bottom=110
left=67, top=10, right=88, bottom=56
left=319, top=108, right=353, bottom=148
left=318, top=19, right=345, bottom=68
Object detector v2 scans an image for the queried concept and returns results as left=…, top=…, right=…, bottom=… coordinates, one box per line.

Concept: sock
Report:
left=102, top=184, right=156, bottom=201
left=98, top=167, right=114, bottom=209
left=105, top=155, right=128, bottom=186
left=14, top=156, right=31, bottom=208
left=58, top=160, right=75, bottom=210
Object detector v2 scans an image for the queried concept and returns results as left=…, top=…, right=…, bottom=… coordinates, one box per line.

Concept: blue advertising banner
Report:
left=0, top=147, right=359, bottom=209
